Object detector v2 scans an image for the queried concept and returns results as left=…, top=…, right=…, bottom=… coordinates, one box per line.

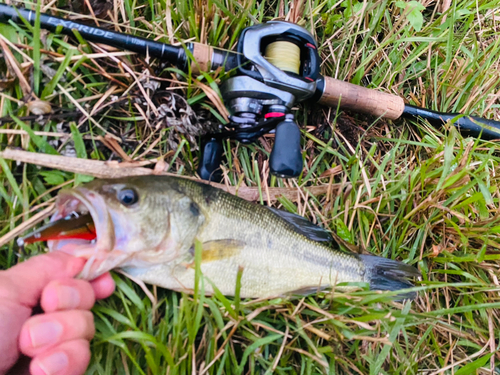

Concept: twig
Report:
left=0, top=149, right=336, bottom=202
left=0, top=111, right=81, bottom=124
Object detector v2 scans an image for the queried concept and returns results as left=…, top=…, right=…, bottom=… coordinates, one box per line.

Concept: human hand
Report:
left=0, top=252, right=115, bottom=375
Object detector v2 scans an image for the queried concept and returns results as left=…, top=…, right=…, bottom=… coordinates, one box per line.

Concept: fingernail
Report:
left=29, top=321, right=63, bottom=348
left=57, top=285, right=81, bottom=309
left=35, top=352, right=68, bottom=375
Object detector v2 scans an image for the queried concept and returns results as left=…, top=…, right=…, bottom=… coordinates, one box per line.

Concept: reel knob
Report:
left=269, top=115, right=303, bottom=178
left=198, top=137, right=223, bottom=182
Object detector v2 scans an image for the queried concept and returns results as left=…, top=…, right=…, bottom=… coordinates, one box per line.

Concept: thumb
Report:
left=0, top=252, right=85, bottom=308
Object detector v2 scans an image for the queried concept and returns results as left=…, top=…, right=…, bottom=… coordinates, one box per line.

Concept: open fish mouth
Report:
left=20, top=188, right=130, bottom=280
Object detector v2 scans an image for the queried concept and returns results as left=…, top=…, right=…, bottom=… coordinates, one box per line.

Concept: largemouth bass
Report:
left=20, top=176, right=420, bottom=299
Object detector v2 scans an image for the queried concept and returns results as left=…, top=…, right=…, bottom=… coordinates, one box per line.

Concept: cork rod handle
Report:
left=318, top=76, right=405, bottom=120
left=190, top=43, right=214, bottom=74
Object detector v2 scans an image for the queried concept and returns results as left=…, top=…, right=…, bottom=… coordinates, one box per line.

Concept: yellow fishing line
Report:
left=264, top=41, right=301, bottom=74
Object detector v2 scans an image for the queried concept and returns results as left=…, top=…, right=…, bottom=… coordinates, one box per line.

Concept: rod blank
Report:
left=0, top=4, right=240, bottom=73
left=403, top=105, right=500, bottom=140
left=0, top=4, right=184, bottom=64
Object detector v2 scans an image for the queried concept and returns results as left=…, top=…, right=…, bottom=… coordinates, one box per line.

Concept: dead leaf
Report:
left=430, top=243, right=445, bottom=257
left=27, top=100, right=52, bottom=115
left=0, top=36, right=33, bottom=98
left=194, top=80, right=229, bottom=122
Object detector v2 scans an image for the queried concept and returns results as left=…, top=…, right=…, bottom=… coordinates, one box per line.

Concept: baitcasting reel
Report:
left=197, top=21, right=320, bottom=181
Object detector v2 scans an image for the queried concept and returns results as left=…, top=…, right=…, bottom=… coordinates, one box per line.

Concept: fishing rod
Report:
left=2, top=4, right=500, bottom=181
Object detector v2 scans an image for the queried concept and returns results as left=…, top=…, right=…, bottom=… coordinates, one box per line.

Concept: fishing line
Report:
left=264, top=41, right=301, bottom=74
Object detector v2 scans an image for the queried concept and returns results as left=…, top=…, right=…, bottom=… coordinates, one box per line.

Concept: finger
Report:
left=0, top=252, right=85, bottom=307
left=30, top=339, right=91, bottom=375
left=0, top=301, right=31, bottom=374
left=89, top=272, right=115, bottom=300
left=19, top=310, right=94, bottom=357
left=41, top=279, right=96, bottom=312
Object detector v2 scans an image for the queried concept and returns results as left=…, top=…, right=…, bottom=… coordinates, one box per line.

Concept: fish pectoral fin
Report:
left=200, top=239, right=245, bottom=262
left=266, top=207, right=333, bottom=243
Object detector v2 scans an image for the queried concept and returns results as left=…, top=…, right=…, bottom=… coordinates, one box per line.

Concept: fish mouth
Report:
left=48, top=188, right=129, bottom=280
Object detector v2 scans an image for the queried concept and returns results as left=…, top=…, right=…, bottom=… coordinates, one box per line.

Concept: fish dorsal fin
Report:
left=201, top=239, right=246, bottom=262
left=266, top=207, right=333, bottom=243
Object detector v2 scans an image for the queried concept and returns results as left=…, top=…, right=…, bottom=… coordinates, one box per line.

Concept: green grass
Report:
left=2, top=0, right=500, bottom=373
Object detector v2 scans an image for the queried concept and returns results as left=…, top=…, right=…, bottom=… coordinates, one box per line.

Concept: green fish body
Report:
left=44, top=176, right=419, bottom=299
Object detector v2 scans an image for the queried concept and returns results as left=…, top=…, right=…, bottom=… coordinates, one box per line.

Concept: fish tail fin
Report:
left=359, top=255, right=420, bottom=300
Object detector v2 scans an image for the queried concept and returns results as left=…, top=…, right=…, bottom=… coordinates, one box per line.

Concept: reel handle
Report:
left=198, top=138, right=223, bottom=182
left=269, top=115, right=303, bottom=178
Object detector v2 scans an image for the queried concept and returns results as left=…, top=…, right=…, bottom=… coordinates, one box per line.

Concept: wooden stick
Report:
left=0, top=149, right=335, bottom=202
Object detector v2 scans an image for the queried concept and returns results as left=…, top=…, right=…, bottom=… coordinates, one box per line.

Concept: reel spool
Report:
left=236, top=21, right=320, bottom=101
left=264, top=41, right=301, bottom=74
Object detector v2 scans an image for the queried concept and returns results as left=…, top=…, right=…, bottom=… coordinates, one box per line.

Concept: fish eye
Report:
left=117, top=188, right=139, bottom=206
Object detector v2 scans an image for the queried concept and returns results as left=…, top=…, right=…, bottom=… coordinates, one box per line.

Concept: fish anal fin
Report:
left=286, top=285, right=329, bottom=297
left=200, top=239, right=245, bottom=262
